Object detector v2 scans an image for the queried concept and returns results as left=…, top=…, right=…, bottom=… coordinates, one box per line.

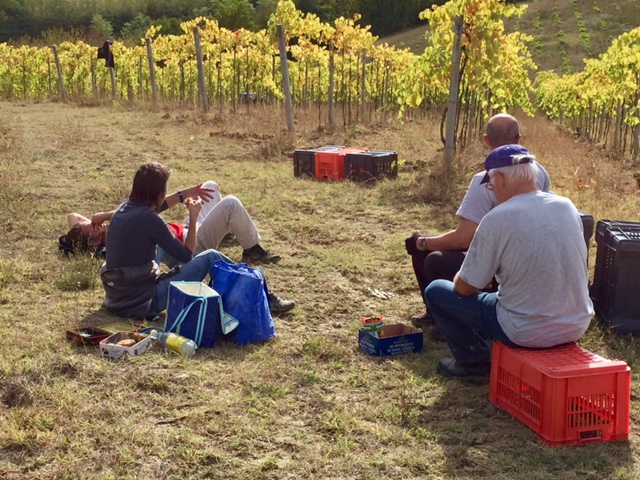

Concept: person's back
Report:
left=106, top=199, right=192, bottom=269
left=459, top=192, right=593, bottom=347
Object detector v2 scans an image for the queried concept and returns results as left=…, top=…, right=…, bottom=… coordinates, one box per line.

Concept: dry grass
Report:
left=0, top=101, right=639, bottom=480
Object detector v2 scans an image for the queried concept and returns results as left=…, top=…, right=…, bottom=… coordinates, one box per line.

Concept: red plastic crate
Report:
left=489, top=341, right=630, bottom=446
left=293, top=145, right=344, bottom=178
left=314, top=147, right=367, bottom=181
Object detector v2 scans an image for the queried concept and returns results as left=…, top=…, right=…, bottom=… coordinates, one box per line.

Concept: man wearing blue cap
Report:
left=405, top=114, right=551, bottom=338
left=424, top=145, right=594, bottom=380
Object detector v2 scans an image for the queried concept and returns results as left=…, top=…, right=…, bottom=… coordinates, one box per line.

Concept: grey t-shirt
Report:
left=106, top=200, right=192, bottom=269
left=458, top=191, right=594, bottom=347
left=457, top=162, right=551, bottom=224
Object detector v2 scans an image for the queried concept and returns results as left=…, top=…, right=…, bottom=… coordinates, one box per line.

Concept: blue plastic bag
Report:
left=165, top=282, right=223, bottom=348
left=210, top=261, right=276, bottom=345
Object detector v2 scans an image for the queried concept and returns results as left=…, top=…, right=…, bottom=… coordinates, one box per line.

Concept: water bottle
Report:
left=150, top=330, right=197, bottom=357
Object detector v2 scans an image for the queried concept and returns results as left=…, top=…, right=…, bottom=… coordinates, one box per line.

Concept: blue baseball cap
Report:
left=479, top=144, right=535, bottom=184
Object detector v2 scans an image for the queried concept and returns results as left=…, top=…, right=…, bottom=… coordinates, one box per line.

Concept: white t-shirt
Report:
left=457, top=162, right=551, bottom=224
left=458, top=191, right=594, bottom=347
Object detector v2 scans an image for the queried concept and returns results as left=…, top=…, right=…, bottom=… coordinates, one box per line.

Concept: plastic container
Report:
left=150, top=329, right=197, bottom=357
left=489, top=341, right=630, bottom=446
left=344, top=150, right=398, bottom=182
left=591, top=219, right=640, bottom=334
left=314, top=147, right=368, bottom=181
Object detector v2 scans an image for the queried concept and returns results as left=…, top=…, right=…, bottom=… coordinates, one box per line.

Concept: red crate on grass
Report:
left=489, top=341, right=630, bottom=446
left=293, top=145, right=344, bottom=178
left=314, top=147, right=368, bottom=181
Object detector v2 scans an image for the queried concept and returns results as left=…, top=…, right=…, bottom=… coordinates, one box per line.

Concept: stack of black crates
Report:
left=293, top=145, right=398, bottom=182
left=591, top=219, right=640, bottom=335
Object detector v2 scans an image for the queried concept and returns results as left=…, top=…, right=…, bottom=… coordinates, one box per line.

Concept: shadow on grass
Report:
left=398, top=341, right=634, bottom=479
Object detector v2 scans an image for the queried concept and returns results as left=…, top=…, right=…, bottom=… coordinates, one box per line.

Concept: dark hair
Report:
left=129, top=163, right=170, bottom=207
left=65, top=224, right=91, bottom=253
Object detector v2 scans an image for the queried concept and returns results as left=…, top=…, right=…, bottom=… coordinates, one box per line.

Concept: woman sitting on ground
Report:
left=67, top=179, right=280, bottom=265
left=99, top=162, right=294, bottom=318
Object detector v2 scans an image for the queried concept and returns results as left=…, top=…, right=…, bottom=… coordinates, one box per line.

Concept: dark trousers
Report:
left=411, top=249, right=466, bottom=308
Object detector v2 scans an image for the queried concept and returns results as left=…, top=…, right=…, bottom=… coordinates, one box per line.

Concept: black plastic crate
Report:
left=293, top=150, right=315, bottom=178
left=344, top=150, right=398, bottom=182
left=591, top=219, right=640, bottom=335
left=293, top=145, right=344, bottom=178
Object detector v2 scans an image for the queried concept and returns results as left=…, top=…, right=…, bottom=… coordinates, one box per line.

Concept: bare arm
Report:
left=160, top=184, right=216, bottom=211
left=91, top=210, right=116, bottom=229
left=67, top=213, right=90, bottom=229
left=416, top=217, right=479, bottom=252
left=183, top=198, right=203, bottom=253
left=453, top=272, right=479, bottom=296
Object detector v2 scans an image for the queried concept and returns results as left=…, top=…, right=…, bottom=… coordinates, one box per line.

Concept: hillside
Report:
left=379, top=0, right=640, bottom=73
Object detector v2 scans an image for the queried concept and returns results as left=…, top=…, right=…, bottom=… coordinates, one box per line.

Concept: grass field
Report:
left=1, top=100, right=640, bottom=479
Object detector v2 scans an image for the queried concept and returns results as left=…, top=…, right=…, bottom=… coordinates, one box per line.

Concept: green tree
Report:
left=90, top=13, right=114, bottom=41
left=216, top=0, right=257, bottom=30
left=255, top=0, right=279, bottom=27
left=120, top=13, right=152, bottom=43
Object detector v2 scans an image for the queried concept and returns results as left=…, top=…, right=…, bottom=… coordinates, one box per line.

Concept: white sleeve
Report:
left=458, top=216, right=501, bottom=290
left=455, top=173, right=497, bottom=224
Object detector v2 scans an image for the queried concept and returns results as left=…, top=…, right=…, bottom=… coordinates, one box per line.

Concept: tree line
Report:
left=0, top=0, right=441, bottom=44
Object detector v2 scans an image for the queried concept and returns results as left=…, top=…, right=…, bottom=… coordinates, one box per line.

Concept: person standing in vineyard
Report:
left=405, top=114, right=551, bottom=340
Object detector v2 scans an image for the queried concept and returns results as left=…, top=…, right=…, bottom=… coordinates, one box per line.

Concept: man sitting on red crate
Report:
left=424, top=145, right=594, bottom=380
left=405, top=114, right=551, bottom=340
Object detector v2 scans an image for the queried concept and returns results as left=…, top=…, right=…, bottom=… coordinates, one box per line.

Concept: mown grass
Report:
left=0, top=101, right=639, bottom=479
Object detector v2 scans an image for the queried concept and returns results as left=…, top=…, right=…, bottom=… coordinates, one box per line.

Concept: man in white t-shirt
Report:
left=424, top=145, right=594, bottom=380
left=406, top=114, right=551, bottom=337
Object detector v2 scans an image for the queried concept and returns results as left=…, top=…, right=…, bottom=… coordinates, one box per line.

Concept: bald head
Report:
left=485, top=114, right=521, bottom=148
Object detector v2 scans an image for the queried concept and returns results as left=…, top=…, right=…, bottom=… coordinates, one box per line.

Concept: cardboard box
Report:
left=67, top=322, right=143, bottom=346
left=100, top=331, right=152, bottom=360
left=359, top=323, right=423, bottom=356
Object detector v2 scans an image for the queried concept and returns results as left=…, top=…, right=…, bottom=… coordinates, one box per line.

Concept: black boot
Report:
left=268, top=292, right=295, bottom=313
left=242, top=244, right=281, bottom=265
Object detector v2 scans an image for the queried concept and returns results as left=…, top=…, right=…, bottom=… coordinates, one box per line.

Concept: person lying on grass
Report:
left=95, top=163, right=294, bottom=318
left=65, top=179, right=280, bottom=265
left=424, top=145, right=593, bottom=381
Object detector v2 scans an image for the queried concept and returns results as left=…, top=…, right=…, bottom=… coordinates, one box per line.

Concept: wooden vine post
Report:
left=110, top=67, right=117, bottom=98
left=51, top=45, right=66, bottom=101
left=277, top=24, right=295, bottom=135
left=360, top=49, right=366, bottom=123
left=193, top=27, right=209, bottom=113
left=145, top=37, right=158, bottom=104
left=444, top=16, right=464, bottom=164
left=328, top=42, right=335, bottom=128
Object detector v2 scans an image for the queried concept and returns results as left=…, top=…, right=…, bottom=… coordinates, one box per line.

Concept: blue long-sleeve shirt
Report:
left=105, top=199, right=192, bottom=268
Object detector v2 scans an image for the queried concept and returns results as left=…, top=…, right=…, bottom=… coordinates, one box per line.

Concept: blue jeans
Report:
left=424, top=279, right=518, bottom=364
left=151, top=249, right=234, bottom=313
